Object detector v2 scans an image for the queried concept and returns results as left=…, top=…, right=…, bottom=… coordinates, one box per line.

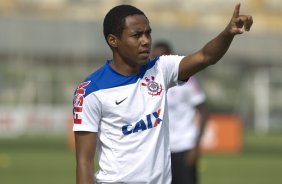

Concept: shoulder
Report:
left=154, top=55, right=185, bottom=71
left=74, top=63, right=109, bottom=98
left=158, top=55, right=185, bottom=62
left=146, top=55, right=182, bottom=69
left=146, top=57, right=159, bottom=68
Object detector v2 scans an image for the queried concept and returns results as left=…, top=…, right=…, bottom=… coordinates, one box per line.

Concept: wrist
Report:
left=222, top=27, right=235, bottom=37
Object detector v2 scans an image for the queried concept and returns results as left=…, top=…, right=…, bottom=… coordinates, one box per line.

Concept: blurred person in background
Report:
left=73, top=4, right=253, bottom=184
left=152, top=41, right=208, bottom=184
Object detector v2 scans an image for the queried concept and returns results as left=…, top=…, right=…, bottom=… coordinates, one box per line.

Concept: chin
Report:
left=138, top=58, right=149, bottom=65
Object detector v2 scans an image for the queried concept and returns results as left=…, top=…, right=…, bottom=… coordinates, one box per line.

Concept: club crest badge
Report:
left=141, top=76, right=163, bottom=96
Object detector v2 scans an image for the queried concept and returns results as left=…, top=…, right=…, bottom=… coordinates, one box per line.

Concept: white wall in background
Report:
left=0, top=106, right=72, bottom=137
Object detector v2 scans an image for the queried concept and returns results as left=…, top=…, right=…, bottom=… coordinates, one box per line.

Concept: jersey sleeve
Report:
left=187, top=76, right=206, bottom=106
left=72, top=81, right=101, bottom=132
left=158, top=55, right=185, bottom=89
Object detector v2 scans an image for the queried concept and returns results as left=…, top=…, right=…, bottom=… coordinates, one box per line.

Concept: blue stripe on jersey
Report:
left=81, top=57, right=159, bottom=97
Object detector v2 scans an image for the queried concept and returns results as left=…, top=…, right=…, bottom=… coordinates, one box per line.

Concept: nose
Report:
left=141, top=34, right=151, bottom=46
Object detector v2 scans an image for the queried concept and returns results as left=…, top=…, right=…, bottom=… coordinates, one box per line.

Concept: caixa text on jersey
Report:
left=122, top=109, right=162, bottom=135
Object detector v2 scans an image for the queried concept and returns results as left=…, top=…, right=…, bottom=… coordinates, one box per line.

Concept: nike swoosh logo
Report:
left=115, top=97, right=128, bottom=105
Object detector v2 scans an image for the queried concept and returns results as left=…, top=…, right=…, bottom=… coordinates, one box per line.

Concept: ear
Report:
left=107, top=34, right=118, bottom=48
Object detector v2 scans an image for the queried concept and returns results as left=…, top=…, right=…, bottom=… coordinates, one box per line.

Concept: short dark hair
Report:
left=153, top=41, right=172, bottom=55
left=103, top=5, right=147, bottom=43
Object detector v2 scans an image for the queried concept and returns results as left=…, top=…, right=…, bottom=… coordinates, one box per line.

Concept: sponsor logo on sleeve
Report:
left=73, top=81, right=91, bottom=124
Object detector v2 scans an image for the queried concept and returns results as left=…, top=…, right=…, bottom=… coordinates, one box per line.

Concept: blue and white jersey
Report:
left=73, top=55, right=184, bottom=184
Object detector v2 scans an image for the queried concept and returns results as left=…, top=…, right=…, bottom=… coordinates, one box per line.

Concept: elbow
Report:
left=205, top=55, right=222, bottom=65
left=201, top=49, right=223, bottom=66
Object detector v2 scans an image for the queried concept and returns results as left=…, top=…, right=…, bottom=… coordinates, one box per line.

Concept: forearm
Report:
left=75, top=131, right=97, bottom=184
left=177, top=3, right=252, bottom=81
left=201, top=29, right=234, bottom=65
left=194, top=105, right=209, bottom=148
left=178, top=29, right=235, bottom=81
left=76, top=162, right=94, bottom=184
left=195, top=119, right=207, bottom=148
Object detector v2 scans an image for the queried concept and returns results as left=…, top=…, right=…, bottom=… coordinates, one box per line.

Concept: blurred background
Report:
left=0, top=0, right=281, bottom=184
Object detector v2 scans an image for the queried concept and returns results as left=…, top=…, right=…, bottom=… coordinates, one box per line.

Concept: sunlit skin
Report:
left=178, top=3, right=253, bottom=81
left=108, top=15, right=152, bottom=76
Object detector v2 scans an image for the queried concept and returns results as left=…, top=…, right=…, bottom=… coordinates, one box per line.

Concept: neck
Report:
left=110, top=53, right=141, bottom=76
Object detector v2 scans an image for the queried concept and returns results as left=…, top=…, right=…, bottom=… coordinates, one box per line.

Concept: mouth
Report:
left=139, top=50, right=150, bottom=58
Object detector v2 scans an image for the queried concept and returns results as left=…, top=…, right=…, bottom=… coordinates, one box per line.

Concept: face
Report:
left=114, top=14, right=152, bottom=68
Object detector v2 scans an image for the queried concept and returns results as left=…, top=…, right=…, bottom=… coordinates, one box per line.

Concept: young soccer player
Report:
left=73, top=4, right=253, bottom=184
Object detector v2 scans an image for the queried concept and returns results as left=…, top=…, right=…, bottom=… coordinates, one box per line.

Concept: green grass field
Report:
left=200, top=132, right=282, bottom=184
left=0, top=132, right=282, bottom=184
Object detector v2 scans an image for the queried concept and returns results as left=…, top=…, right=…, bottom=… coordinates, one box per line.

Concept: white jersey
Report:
left=73, top=55, right=184, bottom=183
left=167, top=77, right=206, bottom=153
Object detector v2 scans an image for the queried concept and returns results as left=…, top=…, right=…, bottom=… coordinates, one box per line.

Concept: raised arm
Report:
left=75, top=131, right=97, bottom=184
left=178, top=3, right=253, bottom=81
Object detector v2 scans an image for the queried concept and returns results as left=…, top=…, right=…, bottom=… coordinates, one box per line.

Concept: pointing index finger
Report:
left=233, top=3, right=241, bottom=18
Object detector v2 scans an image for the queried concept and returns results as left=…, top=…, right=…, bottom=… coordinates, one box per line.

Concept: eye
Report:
left=132, top=33, right=141, bottom=38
